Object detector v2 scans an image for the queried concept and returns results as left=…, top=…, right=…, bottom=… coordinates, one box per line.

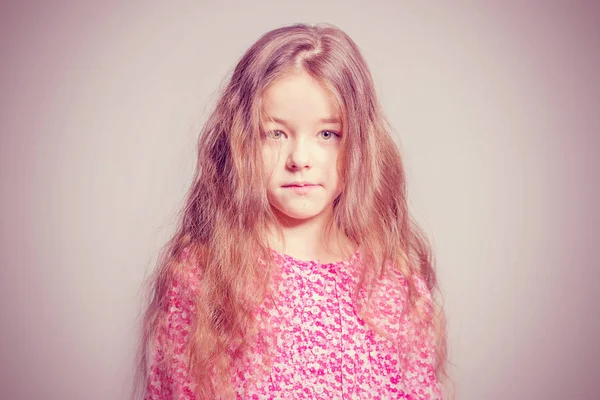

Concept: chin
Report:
left=274, top=205, right=327, bottom=222
left=283, top=209, right=323, bottom=221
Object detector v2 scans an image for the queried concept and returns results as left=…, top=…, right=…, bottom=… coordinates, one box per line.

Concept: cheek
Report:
left=332, top=170, right=343, bottom=193
left=262, top=147, right=280, bottom=178
left=327, top=149, right=342, bottom=179
left=330, top=151, right=344, bottom=192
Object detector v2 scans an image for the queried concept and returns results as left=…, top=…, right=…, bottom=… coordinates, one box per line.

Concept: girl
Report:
left=133, top=23, right=452, bottom=399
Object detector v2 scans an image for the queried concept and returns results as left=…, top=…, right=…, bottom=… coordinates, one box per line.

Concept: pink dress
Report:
left=144, top=248, right=442, bottom=399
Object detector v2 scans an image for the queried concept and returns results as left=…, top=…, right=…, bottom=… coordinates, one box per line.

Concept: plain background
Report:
left=1, top=2, right=599, bottom=399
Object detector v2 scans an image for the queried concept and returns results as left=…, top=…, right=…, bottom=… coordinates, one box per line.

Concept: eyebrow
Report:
left=266, top=116, right=341, bottom=125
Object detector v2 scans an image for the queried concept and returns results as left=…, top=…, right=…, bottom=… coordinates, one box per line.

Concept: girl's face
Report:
left=261, top=70, right=343, bottom=223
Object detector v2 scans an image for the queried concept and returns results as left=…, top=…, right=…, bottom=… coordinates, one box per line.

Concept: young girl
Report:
left=133, top=23, right=452, bottom=399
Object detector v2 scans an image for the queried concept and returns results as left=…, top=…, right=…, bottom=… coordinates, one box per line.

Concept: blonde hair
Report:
left=132, top=22, right=454, bottom=399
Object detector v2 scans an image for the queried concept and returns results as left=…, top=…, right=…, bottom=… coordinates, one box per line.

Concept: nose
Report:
left=286, top=138, right=312, bottom=170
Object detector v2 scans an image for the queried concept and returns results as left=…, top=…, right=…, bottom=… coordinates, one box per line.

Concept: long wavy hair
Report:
left=132, top=23, right=453, bottom=399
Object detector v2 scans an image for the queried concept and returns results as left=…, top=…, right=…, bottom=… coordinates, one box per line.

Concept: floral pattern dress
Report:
left=144, top=247, right=442, bottom=399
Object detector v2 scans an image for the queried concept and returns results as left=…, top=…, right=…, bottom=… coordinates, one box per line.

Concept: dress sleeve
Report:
left=367, top=266, right=444, bottom=399
left=401, top=276, right=443, bottom=400
left=144, top=251, right=200, bottom=400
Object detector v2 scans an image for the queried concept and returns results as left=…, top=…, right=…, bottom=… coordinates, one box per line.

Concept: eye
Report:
left=265, top=130, right=287, bottom=140
left=319, top=130, right=341, bottom=141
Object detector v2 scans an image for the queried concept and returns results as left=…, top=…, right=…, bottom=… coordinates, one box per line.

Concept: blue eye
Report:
left=319, top=130, right=340, bottom=140
left=266, top=130, right=286, bottom=139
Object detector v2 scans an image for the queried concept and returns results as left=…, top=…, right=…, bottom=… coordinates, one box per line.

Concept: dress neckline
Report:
left=268, top=247, right=361, bottom=267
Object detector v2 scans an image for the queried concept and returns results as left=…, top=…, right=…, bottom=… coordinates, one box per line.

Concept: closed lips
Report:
left=282, top=181, right=318, bottom=187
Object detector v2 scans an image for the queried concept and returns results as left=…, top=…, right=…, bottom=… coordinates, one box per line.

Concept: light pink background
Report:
left=1, top=2, right=598, bottom=399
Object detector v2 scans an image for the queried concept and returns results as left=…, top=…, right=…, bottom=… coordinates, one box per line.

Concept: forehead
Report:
left=261, top=72, right=341, bottom=125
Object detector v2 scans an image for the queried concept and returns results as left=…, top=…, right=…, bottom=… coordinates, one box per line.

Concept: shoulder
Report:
left=145, top=246, right=202, bottom=398
left=153, top=245, right=204, bottom=351
left=384, top=260, right=434, bottom=301
left=365, top=261, right=434, bottom=325
left=169, top=244, right=205, bottom=298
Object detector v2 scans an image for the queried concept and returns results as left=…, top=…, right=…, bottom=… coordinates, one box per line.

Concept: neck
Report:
left=266, top=207, right=355, bottom=263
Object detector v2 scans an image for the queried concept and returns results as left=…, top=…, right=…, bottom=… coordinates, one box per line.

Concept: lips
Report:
left=282, top=184, right=319, bottom=195
left=282, top=184, right=317, bottom=187
left=282, top=181, right=319, bottom=188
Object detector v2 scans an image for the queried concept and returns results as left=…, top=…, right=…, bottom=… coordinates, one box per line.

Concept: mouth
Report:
left=281, top=181, right=320, bottom=188
left=281, top=183, right=320, bottom=195
left=282, top=184, right=319, bottom=188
